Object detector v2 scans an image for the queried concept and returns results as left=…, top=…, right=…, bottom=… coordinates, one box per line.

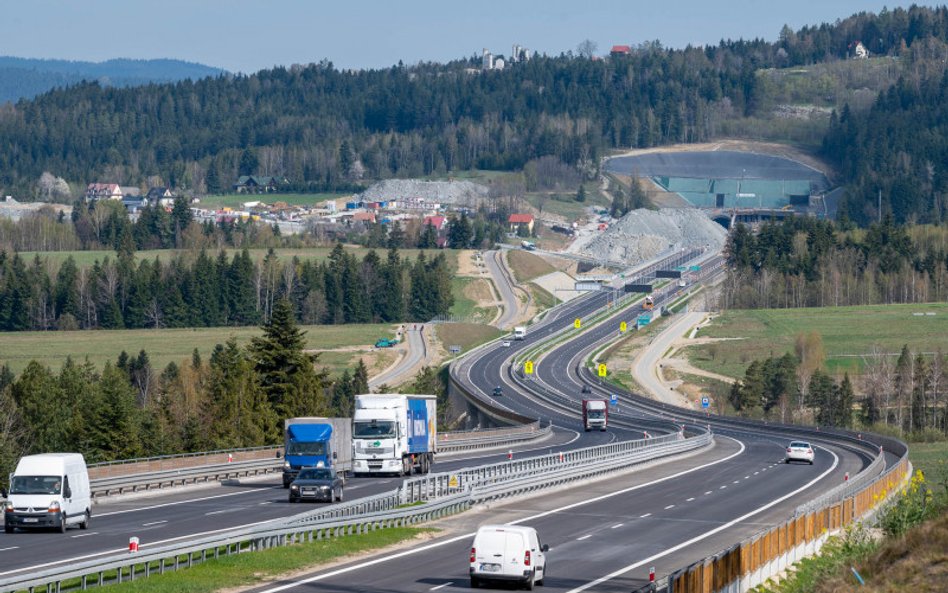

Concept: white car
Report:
left=470, top=525, right=548, bottom=590
left=785, top=441, right=815, bottom=465
left=501, top=341, right=511, bottom=347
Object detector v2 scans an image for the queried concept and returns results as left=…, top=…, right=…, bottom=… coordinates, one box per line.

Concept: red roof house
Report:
left=610, top=45, right=632, bottom=56
left=508, top=213, right=535, bottom=234
left=423, top=215, right=447, bottom=230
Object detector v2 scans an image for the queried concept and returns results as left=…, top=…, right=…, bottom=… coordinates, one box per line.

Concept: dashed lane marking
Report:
left=611, top=523, right=623, bottom=529
left=142, top=520, right=167, bottom=526
left=429, top=583, right=453, bottom=591
left=686, top=497, right=695, bottom=502
left=639, top=513, right=652, bottom=518
left=664, top=505, right=675, bottom=510
left=577, top=535, right=592, bottom=541
left=71, top=532, right=98, bottom=538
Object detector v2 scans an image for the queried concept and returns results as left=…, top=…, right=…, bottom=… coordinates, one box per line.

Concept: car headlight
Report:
left=290, top=484, right=299, bottom=490
left=3, top=501, right=12, bottom=512
left=283, top=461, right=291, bottom=469
left=48, top=501, right=61, bottom=513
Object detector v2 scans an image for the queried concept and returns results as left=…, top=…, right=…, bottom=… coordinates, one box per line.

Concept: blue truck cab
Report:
left=282, top=417, right=353, bottom=488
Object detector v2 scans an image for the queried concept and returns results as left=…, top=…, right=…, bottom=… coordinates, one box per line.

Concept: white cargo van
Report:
left=469, top=524, right=549, bottom=590
left=2, top=453, right=91, bottom=533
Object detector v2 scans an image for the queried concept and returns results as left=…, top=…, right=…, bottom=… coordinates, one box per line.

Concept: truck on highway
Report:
left=282, top=417, right=353, bottom=487
left=513, top=326, right=526, bottom=340
left=520, top=240, right=536, bottom=251
left=352, top=393, right=437, bottom=476
left=2, top=453, right=91, bottom=533
left=582, top=399, right=608, bottom=431
left=643, top=295, right=655, bottom=311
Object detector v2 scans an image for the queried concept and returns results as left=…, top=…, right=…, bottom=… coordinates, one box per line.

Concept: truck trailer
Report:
left=582, top=399, right=608, bottom=431
left=282, top=417, right=353, bottom=487
left=352, top=393, right=437, bottom=476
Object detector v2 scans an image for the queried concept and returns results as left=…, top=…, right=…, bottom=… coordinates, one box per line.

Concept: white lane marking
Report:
left=744, top=476, right=750, bottom=479
left=704, top=491, right=712, bottom=495
left=754, top=472, right=759, bottom=475
left=0, top=518, right=274, bottom=576
left=71, top=532, right=98, bottom=538
left=577, top=535, right=592, bottom=541
left=259, top=501, right=273, bottom=505
left=720, top=485, right=727, bottom=489
left=664, top=505, right=675, bottom=510
left=252, top=437, right=749, bottom=593
left=611, top=523, right=623, bottom=529
left=205, top=508, right=241, bottom=516
left=732, top=480, right=740, bottom=484
left=686, top=497, right=695, bottom=502
left=142, top=520, right=167, bottom=527
left=95, top=487, right=279, bottom=518
left=0, top=547, right=19, bottom=552
left=429, top=583, right=453, bottom=591
left=563, top=448, right=840, bottom=592
left=639, top=513, right=651, bottom=518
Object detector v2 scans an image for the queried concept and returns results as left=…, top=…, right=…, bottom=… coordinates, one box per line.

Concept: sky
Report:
left=1, top=0, right=932, bottom=73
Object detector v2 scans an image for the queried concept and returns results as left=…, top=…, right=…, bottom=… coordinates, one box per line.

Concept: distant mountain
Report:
left=0, top=57, right=226, bottom=103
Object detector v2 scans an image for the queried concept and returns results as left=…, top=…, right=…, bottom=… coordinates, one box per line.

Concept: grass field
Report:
left=93, top=527, right=428, bottom=593
left=195, top=192, right=348, bottom=209
left=507, top=250, right=555, bottom=282
left=21, top=246, right=459, bottom=269
left=907, top=441, right=948, bottom=483
left=686, top=303, right=948, bottom=379
left=435, top=323, right=502, bottom=354
left=449, top=277, right=496, bottom=323
left=0, top=323, right=397, bottom=375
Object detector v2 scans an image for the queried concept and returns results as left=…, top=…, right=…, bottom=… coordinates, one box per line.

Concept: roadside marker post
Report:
left=129, top=537, right=140, bottom=553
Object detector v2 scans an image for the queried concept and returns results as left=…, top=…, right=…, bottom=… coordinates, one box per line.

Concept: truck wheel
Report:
left=525, top=571, right=535, bottom=590
left=336, top=488, right=344, bottom=502
left=4, top=524, right=13, bottom=534
left=80, top=511, right=90, bottom=530
left=470, top=576, right=480, bottom=589
left=59, top=514, right=67, bottom=534
left=403, top=458, right=412, bottom=476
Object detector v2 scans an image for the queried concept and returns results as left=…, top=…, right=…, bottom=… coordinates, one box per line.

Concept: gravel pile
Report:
left=358, top=179, right=490, bottom=206
left=582, top=208, right=727, bottom=265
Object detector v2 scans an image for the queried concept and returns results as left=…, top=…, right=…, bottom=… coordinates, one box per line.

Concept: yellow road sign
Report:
left=524, top=361, right=534, bottom=374
left=620, top=321, right=627, bottom=332
left=574, top=318, right=582, bottom=329
left=598, top=363, right=607, bottom=377
left=448, top=475, right=459, bottom=488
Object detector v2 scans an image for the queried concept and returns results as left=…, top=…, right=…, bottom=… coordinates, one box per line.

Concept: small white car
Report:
left=501, top=341, right=511, bottom=347
left=470, top=525, right=548, bottom=590
left=785, top=441, right=815, bottom=465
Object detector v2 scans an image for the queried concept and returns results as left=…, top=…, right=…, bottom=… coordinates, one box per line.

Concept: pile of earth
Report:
left=357, top=179, right=490, bottom=206
left=582, top=208, right=727, bottom=265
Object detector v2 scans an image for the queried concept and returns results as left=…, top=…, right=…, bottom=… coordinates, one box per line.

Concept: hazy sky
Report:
left=2, top=1, right=930, bottom=73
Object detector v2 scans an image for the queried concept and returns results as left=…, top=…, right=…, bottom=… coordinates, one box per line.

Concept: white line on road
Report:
left=250, top=438, right=749, bottom=593
left=704, top=491, right=712, bottom=495
left=720, top=485, right=727, bottom=489
left=0, top=547, right=19, bottom=552
left=429, top=582, right=453, bottom=591
left=142, top=520, right=167, bottom=527
left=259, top=501, right=273, bottom=505
left=96, top=487, right=279, bottom=518
left=639, top=513, right=651, bottom=518
left=686, top=497, right=695, bottom=502
left=664, top=505, right=675, bottom=510
left=611, top=523, right=623, bottom=529
left=744, top=476, right=750, bottom=479
left=71, top=532, right=98, bottom=538
left=754, top=472, right=759, bottom=475
left=733, top=480, right=740, bottom=484
left=563, top=448, right=841, bottom=592
left=577, top=535, right=592, bottom=541
left=205, top=508, right=241, bottom=516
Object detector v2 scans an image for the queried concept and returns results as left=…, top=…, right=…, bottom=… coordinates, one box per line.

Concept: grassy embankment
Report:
left=0, top=323, right=398, bottom=377
left=73, top=528, right=429, bottom=593
left=195, top=192, right=347, bottom=209
left=505, top=249, right=559, bottom=309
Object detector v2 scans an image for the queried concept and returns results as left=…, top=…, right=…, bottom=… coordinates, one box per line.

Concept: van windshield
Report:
left=587, top=410, right=605, bottom=419
left=354, top=421, right=396, bottom=438
left=10, top=475, right=62, bottom=495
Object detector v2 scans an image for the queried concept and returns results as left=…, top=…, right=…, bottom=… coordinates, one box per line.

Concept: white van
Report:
left=469, top=524, right=549, bottom=590
left=2, top=453, right=91, bottom=533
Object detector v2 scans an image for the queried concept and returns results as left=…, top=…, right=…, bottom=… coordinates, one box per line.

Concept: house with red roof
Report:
left=352, top=211, right=377, bottom=224
left=423, top=215, right=447, bottom=231
left=508, top=213, right=535, bottom=234
left=610, top=45, right=632, bottom=56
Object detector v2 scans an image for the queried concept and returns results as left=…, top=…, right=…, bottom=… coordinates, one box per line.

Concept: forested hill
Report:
left=2, top=6, right=948, bottom=226
left=0, top=57, right=225, bottom=104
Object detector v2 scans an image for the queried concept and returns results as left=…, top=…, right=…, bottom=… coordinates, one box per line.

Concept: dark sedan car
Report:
left=288, top=468, right=344, bottom=503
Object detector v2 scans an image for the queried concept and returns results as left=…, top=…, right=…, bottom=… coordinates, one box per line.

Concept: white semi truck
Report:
left=352, top=393, right=437, bottom=476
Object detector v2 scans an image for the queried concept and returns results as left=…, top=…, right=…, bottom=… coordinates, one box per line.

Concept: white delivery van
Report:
left=469, top=524, right=549, bottom=590
left=2, top=453, right=91, bottom=533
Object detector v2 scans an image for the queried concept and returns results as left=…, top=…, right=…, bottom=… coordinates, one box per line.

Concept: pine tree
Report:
left=205, top=160, right=222, bottom=194
left=353, top=359, right=370, bottom=396
left=418, top=223, right=438, bottom=249
left=836, top=374, right=855, bottom=428
left=249, top=299, right=327, bottom=422
left=575, top=184, right=587, bottom=202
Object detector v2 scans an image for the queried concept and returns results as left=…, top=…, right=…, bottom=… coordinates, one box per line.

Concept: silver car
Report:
left=785, top=441, right=815, bottom=465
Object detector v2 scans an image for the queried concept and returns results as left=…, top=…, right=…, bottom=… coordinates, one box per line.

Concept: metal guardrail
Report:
left=0, top=427, right=712, bottom=593
left=83, top=423, right=555, bottom=499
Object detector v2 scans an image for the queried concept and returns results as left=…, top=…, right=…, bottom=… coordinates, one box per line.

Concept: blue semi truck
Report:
left=282, top=417, right=353, bottom=487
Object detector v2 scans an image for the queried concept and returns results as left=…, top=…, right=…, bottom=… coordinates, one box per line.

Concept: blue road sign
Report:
left=701, top=397, right=710, bottom=408
left=610, top=394, right=618, bottom=407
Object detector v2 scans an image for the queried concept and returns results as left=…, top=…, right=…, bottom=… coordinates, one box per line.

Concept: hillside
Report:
left=0, top=56, right=225, bottom=104
left=1, top=7, right=947, bottom=226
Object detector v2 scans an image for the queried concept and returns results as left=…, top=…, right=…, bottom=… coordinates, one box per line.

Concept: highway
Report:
left=483, top=250, right=525, bottom=330
left=369, top=324, right=430, bottom=389
left=0, top=248, right=885, bottom=591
